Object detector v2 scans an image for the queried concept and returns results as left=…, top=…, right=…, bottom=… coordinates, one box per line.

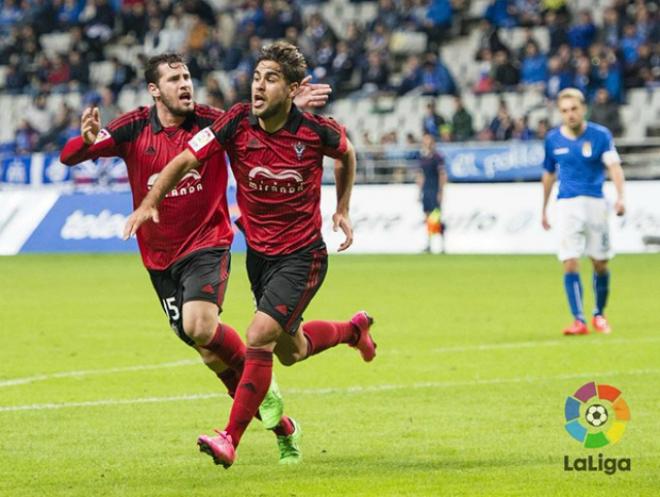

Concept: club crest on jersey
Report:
left=248, top=166, right=304, bottom=194
left=294, top=142, right=306, bottom=160
left=247, top=137, right=264, bottom=149
left=582, top=141, right=592, bottom=158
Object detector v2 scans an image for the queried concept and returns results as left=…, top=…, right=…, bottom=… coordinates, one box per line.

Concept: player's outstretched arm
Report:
left=293, top=75, right=332, bottom=110
left=123, top=149, right=200, bottom=239
left=541, top=171, right=556, bottom=230
left=607, top=161, right=626, bottom=216
left=60, top=106, right=119, bottom=165
left=333, top=138, right=356, bottom=252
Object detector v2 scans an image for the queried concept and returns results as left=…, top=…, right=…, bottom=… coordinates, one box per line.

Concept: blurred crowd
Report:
left=472, top=4, right=659, bottom=102
left=0, top=0, right=658, bottom=152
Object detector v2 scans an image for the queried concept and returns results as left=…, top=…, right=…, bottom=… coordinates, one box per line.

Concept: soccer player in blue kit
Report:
left=541, top=88, right=626, bottom=336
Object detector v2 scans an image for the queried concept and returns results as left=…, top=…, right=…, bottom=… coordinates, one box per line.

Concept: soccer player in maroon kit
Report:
left=125, top=42, right=377, bottom=468
left=60, top=53, right=331, bottom=463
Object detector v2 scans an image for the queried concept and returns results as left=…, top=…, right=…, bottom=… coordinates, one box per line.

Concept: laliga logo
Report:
left=248, top=166, right=304, bottom=194
left=563, top=382, right=631, bottom=475
left=147, top=170, right=203, bottom=198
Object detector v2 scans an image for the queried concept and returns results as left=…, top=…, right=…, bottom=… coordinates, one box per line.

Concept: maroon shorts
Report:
left=148, top=247, right=230, bottom=346
left=246, top=239, right=328, bottom=335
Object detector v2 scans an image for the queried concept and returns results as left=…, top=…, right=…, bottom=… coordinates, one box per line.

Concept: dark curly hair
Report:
left=144, top=53, right=186, bottom=85
left=256, top=41, right=307, bottom=84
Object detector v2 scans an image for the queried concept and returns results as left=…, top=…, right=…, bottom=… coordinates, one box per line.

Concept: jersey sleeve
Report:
left=311, top=114, right=348, bottom=159
left=187, top=103, right=248, bottom=162
left=600, top=128, right=621, bottom=166
left=60, top=111, right=148, bottom=165
left=543, top=137, right=557, bottom=173
left=187, top=126, right=224, bottom=162
left=59, top=131, right=120, bottom=165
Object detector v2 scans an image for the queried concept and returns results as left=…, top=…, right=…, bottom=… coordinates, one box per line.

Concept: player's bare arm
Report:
left=333, top=138, right=356, bottom=252
left=439, top=168, right=448, bottom=209
left=81, top=106, right=101, bottom=145
left=293, top=75, right=331, bottom=109
left=541, top=171, right=556, bottom=230
left=607, top=161, right=626, bottom=216
left=123, top=149, right=200, bottom=239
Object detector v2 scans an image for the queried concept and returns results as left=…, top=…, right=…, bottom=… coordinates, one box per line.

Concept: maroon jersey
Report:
left=187, top=103, right=347, bottom=256
left=60, top=104, right=233, bottom=270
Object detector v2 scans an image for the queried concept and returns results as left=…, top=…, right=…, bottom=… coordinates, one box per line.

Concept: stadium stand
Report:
left=0, top=0, right=658, bottom=179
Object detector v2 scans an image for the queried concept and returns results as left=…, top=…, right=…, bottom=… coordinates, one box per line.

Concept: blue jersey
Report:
left=543, top=122, right=619, bottom=199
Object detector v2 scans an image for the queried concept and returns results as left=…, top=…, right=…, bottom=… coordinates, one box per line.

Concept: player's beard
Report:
left=568, top=119, right=585, bottom=135
left=254, top=98, right=287, bottom=121
left=160, top=93, right=194, bottom=117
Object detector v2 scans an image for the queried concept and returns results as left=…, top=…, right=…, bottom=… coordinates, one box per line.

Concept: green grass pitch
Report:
left=1, top=253, right=659, bottom=496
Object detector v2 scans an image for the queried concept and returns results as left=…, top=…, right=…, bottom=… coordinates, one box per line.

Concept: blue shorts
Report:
left=422, top=189, right=439, bottom=214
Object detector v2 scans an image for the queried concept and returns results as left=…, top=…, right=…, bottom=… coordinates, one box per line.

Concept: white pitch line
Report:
left=0, top=359, right=198, bottom=388
left=3, top=336, right=659, bottom=389
left=428, top=336, right=660, bottom=354
left=0, top=393, right=222, bottom=413
left=2, top=368, right=659, bottom=413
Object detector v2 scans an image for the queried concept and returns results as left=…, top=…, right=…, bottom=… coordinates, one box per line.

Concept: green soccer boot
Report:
left=277, top=417, right=302, bottom=465
left=259, top=375, right=284, bottom=430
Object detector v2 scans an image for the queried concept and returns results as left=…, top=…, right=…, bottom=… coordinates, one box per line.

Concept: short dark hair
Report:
left=256, top=41, right=307, bottom=84
left=144, top=53, right=186, bottom=85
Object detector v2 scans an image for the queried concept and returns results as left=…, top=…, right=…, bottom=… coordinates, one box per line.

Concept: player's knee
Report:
left=183, top=311, right=217, bottom=345
left=245, top=326, right=278, bottom=348
left=593, top=260, right=608, bottom=274
left=245, top=317, right=280, bottom=348
left=563, top=259, right=579, bottom=273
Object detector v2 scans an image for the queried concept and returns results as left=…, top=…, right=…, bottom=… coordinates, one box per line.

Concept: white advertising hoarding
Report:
left=321, top=182, right=660, bottom=254
left=2, top=181, right=659, bottom=255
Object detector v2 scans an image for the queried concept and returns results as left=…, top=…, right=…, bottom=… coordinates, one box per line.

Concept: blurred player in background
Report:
left=417, top=132, right=447, bottom=253
left=125, top=42, right=376, bottom=469
left=60, top=53, right=331, bottom=463
left=541, top=88, right=626, bottom=336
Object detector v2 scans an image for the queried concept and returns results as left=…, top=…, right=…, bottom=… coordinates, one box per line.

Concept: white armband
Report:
left=602, top=150, right=621, bottom=166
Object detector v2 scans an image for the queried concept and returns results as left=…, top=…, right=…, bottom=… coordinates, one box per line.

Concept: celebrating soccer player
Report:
left=124, top=42, right=377, bottom=468
left=60, top=53, right=332, bottom=463
left=541, top=88, right=626, bottom=336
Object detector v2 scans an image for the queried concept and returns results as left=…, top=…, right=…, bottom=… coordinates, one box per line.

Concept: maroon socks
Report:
left=302, top=320, right=358, bottom=357
left=224, top=348, right=273, bottom=446
left=201, top=323, right=246, bottom=372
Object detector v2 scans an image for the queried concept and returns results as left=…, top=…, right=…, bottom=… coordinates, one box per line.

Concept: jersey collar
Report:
left=247, top=104, right=303, bottom=134
left=559, top=122, right=589, bottom=141
left=149, top=106, right=196, bottom=134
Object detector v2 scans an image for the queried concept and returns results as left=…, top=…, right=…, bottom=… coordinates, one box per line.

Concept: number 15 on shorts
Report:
left=161, top=297, right=180, bottom=321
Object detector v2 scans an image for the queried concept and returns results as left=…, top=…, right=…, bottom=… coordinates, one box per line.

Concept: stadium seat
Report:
left=117, top=89, right=137, bottom=112
left=390, top=32, right=428, bottom=55
left=521, top=90, right=545, bottom=111
left=39, top=32, right=72, bottom=58
left=90, top=62, right=116, bottom=86
left=478, top=94, right=500, bottom=118
left=621, top=105, right=645, bottom=140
